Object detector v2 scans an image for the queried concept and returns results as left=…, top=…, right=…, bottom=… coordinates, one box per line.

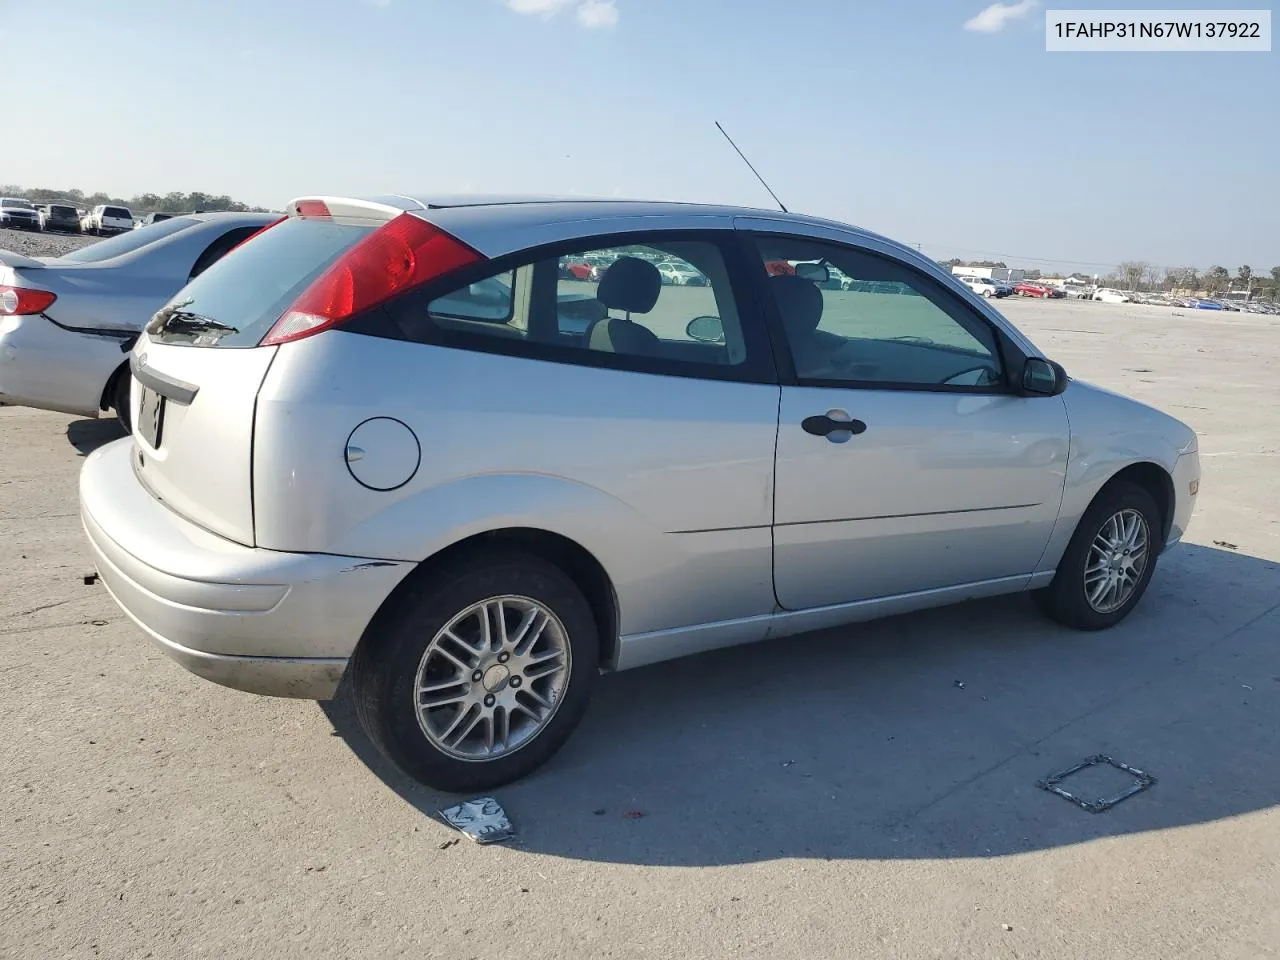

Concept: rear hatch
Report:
left=130, top=212, right=387, bottom=545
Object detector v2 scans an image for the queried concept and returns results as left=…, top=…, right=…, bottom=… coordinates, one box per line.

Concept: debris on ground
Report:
left=622, top=810, right=646, bottom=819
left=438, top=797, right=515, bottom=845
left=83, top=573, right=99, bottom=586
left=953, top=680, right=966, bottom=689
left=1213, top=540, right=1239, bottom=550
left=1002, top=923, right=1014, bottom=932
left=592, top=808, right=607, bottom=816
left=438, top=838, right=460, bottom=850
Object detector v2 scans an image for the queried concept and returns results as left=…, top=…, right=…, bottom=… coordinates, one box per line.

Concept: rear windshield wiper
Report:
left=146, top=300, right=238, bottom=338
left=162, top=311, right=239, bottom=335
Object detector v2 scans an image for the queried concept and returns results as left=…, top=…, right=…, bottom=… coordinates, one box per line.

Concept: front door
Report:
left=746, top=233, right=1071, bottom=610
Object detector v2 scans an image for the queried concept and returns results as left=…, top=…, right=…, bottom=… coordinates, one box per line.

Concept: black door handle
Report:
left=802, top=413, right=867, bottom=437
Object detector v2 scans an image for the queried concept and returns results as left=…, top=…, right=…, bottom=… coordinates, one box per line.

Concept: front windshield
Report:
left=2, top=198, right=35, bottom=210
left=59, top=216, right=198, bottom=263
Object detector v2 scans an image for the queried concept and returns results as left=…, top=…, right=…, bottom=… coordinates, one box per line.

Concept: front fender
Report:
left=1036, top=381, right=1193, bottom=572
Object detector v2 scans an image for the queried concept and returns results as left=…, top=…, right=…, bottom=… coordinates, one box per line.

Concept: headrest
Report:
left=770, top=275, right=824, bottom=334
left=598, top=257, right=661, bottom=314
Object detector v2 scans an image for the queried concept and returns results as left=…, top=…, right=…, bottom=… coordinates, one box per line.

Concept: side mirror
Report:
left=686, top=315, right=725, bottom=343
left=794, top=262, right=830, bottom=284
left=1021, top=357, right=1067, bottom=396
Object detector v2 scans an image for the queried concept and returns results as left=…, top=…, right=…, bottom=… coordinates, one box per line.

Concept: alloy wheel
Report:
left=1084, top=508, right=1150, bottom=614
left=414, top=596, right=572, bottom=761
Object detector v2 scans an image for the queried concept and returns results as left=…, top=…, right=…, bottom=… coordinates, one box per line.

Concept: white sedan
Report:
left=1093, top=288, right=1132, bottom=304
left=0, top=212, right=278, bottom=428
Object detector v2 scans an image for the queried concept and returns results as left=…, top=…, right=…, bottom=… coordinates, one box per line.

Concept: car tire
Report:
left=351, top=548, right=600, bottom=792
left=111, top=367, right=132, bottom=432
left=1032, top=481, right=1162, bottom=630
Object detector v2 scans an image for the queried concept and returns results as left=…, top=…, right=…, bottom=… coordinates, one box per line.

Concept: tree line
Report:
left=941, top=258, right=1278, bottom=300
left=1, top=185, right=275, bottom=215
left=1109, top=262, right=1279, bottom=300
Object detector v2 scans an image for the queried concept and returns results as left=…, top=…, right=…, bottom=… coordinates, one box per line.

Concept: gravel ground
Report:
left=0, top=226, right=101, bottom=259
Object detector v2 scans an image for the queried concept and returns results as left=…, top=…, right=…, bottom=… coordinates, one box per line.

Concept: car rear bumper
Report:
left=80, top=438, right=413, bottom=700
left=0, top=314, right=127, bottom=416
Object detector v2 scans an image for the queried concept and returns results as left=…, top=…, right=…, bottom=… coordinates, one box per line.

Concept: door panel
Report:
left=774, top=386, right=1069, bottom=610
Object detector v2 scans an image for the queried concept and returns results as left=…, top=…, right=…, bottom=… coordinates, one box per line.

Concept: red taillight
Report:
left=294, top=199, right=332, bottom=218
left=0, top=285, right=57, bottom=316
left=262, top=213, right=482, bottom=346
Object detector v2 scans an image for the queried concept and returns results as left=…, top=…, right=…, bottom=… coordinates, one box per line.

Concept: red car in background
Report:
left=559, top=258, right=595, bottom=281
left=1014, top=281, right=1061, bottom=298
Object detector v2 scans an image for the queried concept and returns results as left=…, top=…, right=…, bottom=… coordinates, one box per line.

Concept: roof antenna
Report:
left=715, top=121, right=788, bottom=214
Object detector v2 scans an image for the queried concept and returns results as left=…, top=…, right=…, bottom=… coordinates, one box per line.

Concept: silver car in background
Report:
left=79, top=195, right=1200, bottom=793
left=0, top=212, right=277, bottom=427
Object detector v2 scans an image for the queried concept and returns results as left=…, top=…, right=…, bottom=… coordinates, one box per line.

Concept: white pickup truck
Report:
left=80, top=205, right=135, bottom=236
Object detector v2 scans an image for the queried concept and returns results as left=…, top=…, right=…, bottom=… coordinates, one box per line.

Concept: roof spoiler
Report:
left=0, top=249, right=47, bottom=270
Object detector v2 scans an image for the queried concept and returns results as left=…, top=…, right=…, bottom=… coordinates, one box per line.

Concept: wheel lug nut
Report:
left=510, top=677, right=522, bottom=689
left=472, top=670, right=483, bottom=683
left=498, top=653, right=510, bottom=664
left=484, top=694, right=495, bottom=707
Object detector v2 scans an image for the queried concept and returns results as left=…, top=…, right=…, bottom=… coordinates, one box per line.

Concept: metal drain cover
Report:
left=1038, top=754, right=1156, bottom=813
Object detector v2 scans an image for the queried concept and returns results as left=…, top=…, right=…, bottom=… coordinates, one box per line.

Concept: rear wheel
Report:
left=351, top=549, right=599, bottom=792
left=110, top=366, right=132, bottom=432
left=1033, top=482, right=1161, bottom=630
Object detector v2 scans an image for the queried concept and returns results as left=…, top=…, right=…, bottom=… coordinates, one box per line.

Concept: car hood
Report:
left=1064, top=379, right=1197, bottom=456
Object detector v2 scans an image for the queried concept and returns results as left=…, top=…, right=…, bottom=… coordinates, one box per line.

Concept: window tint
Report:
left=104, top=207, right=131, bottom=219
left=390, top=236, right=753, bottom=375
left=189, top=225, right=268, bottom=279
left=753, top=237, right=1003, bottom=389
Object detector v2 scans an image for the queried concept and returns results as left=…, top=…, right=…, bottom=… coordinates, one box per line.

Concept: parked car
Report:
left=558, top=258, right=594, bottom=281
left=0, top=197, right=42, bottom=231
left=36, top=203, right=82, bottom=233
left=0, top=212, right=279, bottom=429
left=1014, top=281, right=1055, bottom=298
left=79, top=194, right=1200, bottom=793
left=80, top=205, right=135, bottom=235
left=656, top=261, right=707, bottom=286
left=134, top=212, right=175, bottom=230
left=1092, top=288, right=1132, bottom=304
left=958, top=276, right=1008, bottom=298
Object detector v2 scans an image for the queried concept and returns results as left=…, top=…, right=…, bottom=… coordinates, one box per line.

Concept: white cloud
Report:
left=575, top=0, right=618, bottom=28
left=963, top=0, right=1037, bottom=33
left=504, top=0, right=618, bottom=28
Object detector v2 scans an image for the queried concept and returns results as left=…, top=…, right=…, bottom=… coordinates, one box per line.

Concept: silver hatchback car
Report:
left=80, top=195, right=1200, bottom=792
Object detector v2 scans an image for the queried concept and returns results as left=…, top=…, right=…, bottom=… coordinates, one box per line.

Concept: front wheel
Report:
left=1033, top=482, right=1162, bottom=630
left=351, top=549, right=599, bottom=792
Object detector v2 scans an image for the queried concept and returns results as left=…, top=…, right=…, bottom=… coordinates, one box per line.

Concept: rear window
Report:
left=50, top=205, right=76, bottom=216
left=103, top=207, right=131, bottom=219
left=59, top=216, right=198, bottom=263
left=148, top=217, right=375, bottom=348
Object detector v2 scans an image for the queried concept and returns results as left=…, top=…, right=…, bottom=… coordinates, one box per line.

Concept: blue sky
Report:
left=3, top=0, right=1276, bottom=272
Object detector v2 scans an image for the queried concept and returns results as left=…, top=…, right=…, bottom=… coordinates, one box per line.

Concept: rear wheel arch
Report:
left=359, top=527, right=620, bottom=671
left=99, top=361, right=132, bottom=429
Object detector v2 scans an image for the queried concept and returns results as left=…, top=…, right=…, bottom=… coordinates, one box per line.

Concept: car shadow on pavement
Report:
left=320, top=543, right=1280, bottom=865
left=66, top=418, right=126, bottom=456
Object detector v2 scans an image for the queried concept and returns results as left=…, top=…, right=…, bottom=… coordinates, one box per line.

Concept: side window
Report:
left=387, top=235, right=756, bottom=377
left=190, top=226, right=266, bottom=280
left=551, top=240, right=747, bottom=366
left=752, top=237, right=1004, bottom=389
left=426, top=269, right=525, bottom=335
